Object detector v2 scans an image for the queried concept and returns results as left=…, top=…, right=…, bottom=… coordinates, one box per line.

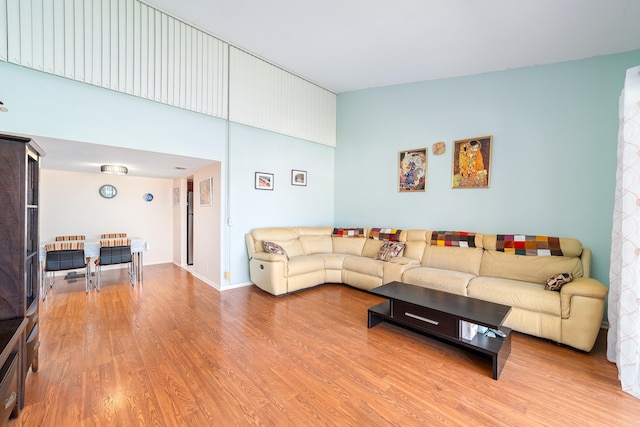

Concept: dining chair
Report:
left=95, top=238, right=135, bottom=290
left=100, top=233, right=127, bottom=238
left=44, top=241, right=91, bottom=294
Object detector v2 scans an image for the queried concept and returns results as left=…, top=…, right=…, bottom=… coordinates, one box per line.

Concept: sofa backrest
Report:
left=249, top=227, right=305, bottom=258
left=421, top=231, right=484, bottom=275
left=361, top=228, right=408, bottom=258
left=331, top=227, right=369, bottom=255
left=480, top=234, right=584, bottom=284
left=298, top=227, right=333, bottom=254
left=402, top=230, right=428, bottom=260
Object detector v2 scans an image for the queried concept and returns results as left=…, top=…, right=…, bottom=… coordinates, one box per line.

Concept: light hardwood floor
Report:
left=13, top=264, right=640, bottom=426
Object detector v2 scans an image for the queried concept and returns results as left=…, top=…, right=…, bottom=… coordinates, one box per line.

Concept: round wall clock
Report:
left=99, top=184, right=117, bottom=199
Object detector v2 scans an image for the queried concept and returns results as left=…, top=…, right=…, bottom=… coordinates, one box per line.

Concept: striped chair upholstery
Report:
left=55, top=235, right=86, bottom=241
left=101, top=233, right=127, bottom=238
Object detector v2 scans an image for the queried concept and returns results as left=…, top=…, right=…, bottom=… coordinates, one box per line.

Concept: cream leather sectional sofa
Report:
left=245, top=226, right=608, bottom=352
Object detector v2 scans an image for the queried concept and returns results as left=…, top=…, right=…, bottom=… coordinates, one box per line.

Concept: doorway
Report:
left=186, top=179, right=194, bottom=266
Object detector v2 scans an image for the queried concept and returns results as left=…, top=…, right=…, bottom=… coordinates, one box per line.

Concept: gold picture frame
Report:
left=452, top=136, right=492, bottom=189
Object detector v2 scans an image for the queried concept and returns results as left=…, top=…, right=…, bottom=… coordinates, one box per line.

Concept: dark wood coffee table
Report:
left=368, top=281, right=512, bottom=379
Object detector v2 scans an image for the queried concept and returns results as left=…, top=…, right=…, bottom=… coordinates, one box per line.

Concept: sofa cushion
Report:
left=362, top=239, right=384, bottom=258
left=250, top=227, right=304, bottom=257
left=315, top=253, right=350, bottom=270
left=402, top=267, right=475, bottom=296
left=421, top=246, right=484, bottom=276
left=343, top=256, right=384, bottom=278
left=287, top=256, right=325, bottom=276
left=468, top=276, right=561, bottom=317
left=374, top=241, right=405, bottom=261
left=263, top=241, right=288, bottom=259
left=480, top=250, right=583, bottom=284
left=332, top=236, right=366, bottom=255
left=300, top=234, right=333, bottom=254
left=403, top=230, right=428, bottom=261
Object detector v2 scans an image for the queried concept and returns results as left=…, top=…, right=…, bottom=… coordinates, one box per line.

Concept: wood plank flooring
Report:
left=13, top=264, right=640, bottom=426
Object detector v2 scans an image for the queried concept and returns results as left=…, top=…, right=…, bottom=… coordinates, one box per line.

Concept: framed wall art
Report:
left=172, top=187, right=180, bottom=207
left=255, top=172, right=274, bottom=190
left=452, top=135, right=492, bottom=189
left=398, top=148, right=427, bottom=192
left=199, top=177, right=213, bottom=206
left=291, top=170, right=307, bottom=186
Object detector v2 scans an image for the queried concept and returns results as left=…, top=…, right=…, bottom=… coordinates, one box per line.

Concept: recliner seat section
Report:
left=245, top=227, right=608, bottom=352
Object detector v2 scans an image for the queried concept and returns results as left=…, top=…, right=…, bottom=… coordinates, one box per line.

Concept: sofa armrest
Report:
left=388, top=257, right=420, bottom=266
left=251, top=252, right=288, bottom=262
left=560, top=277, right=608, bottom=319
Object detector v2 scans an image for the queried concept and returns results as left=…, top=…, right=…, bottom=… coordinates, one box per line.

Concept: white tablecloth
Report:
left=39, top=238, right=149, bottom=261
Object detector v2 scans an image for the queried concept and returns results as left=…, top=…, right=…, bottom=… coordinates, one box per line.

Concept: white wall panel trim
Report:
left=0, top=0, right=335, bottom=145
left=1, top=0, right=228, bottom=119
left=229, top=47, right=336, bottom=147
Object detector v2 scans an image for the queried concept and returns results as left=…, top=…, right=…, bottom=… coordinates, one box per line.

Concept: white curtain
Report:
left=608, top=64, right=640, bottom=398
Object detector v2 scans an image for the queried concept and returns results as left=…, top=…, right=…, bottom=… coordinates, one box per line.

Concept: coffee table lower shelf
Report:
left=368, top=300, right=511, bottom=380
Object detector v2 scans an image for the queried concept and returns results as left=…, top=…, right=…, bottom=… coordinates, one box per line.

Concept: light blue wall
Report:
left=336, top=50, right=640, bottom=287
left=227, top=122, right=335, bottom=284
left=0, top=61, right=226, bottom=159
left=0, top=60, right=335, bottom=287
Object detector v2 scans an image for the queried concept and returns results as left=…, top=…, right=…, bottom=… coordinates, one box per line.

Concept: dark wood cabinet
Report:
left=0, top=134, right=44, bottom=422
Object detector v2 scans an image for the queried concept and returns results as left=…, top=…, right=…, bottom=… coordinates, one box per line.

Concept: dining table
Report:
left=39, top=238, right=149, bottom=294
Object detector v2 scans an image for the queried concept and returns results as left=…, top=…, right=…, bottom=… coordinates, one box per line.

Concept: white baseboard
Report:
left=220, top=281, right=253, bottom=291
left=188, top=270, right=220, bottom=290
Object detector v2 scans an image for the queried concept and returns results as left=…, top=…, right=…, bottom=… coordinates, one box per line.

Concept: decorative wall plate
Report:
left=99, top=184, right=117, bottom=199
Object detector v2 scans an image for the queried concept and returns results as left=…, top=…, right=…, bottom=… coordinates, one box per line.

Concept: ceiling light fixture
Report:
left=100, top=164, right=128, bottom=175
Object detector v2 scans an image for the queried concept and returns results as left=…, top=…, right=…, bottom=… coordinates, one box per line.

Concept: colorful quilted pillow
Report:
left=374, top=241, right=405, bottom=262
left=332, top=228, right=365, bottom=238
left=262, top=241, right=289, bottom=259
left=369, top=228, right=402, bottom=242
left=545, top=273, right=573, bottom=291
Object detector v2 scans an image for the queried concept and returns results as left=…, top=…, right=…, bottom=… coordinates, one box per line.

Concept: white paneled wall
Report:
left=0, top=0, right=337, bottom=147
left=1, top=0, right=228, bottom=118
left=229, top=47, right=337, bottom=147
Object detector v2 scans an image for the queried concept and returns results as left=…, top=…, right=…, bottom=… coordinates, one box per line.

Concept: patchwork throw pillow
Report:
left=263, top=241, right=289, bottom=260
left=545, top=273, right=573, bottom=291
left=374, top=241, right=405, bottom=262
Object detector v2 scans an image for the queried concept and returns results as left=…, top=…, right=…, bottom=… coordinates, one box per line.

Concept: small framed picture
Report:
left=291, top=170, right=307, bottom=186
left=255, top=172, right=274, bottom=190
left=398, top=148, right=427, bottom=192
left=452, top=135, right=493, bottom=189
left=199, top=177, right=213, bottom=206
left=172, top=187, right=180, bottom=207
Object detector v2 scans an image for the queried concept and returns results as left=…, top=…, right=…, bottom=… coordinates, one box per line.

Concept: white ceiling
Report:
left=35, top=136, right=215, bottom=179
left=144, top=0, right=640, bottom=93
left=28, top=0, right=640, bottom=178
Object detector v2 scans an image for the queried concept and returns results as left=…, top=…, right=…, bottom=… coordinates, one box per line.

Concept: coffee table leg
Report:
left=493, top=332, right=511, bottom=379
left=368, top=310, right=384, bottom=328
